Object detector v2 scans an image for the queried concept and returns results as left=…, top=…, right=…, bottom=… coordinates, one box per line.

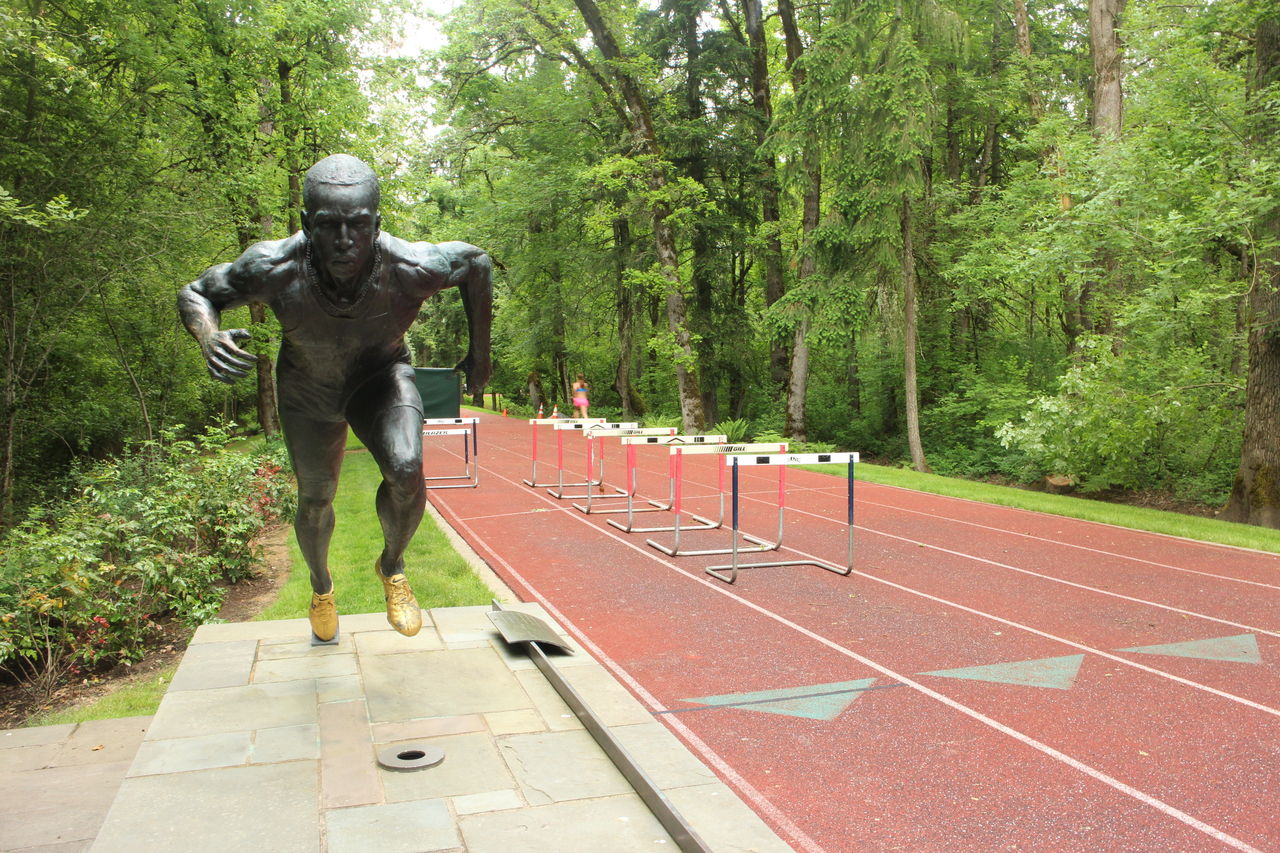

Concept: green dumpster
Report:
left=413, top=368, right=461, bottom=418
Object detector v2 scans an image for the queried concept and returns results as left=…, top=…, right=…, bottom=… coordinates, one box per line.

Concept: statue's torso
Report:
left=266, top=234, right=431, bottom=417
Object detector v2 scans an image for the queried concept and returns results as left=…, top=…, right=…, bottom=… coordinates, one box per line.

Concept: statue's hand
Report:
left=455, top=353, right=492, bottom=395
left=202, top=329, right=254, bottom=384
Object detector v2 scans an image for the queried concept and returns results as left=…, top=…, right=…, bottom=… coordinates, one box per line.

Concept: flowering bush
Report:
left=0, top=425, right=295, bottom=695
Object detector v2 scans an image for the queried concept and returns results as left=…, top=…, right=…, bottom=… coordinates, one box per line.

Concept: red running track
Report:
left=421, top=412, right=1280, bottom=852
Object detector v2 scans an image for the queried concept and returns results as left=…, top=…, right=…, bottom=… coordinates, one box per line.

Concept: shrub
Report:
left=712, top=418, right=751, bottom=443
left=0, top=425, right=295, bottom=694
left=995, top=339, right=1240, bottom=501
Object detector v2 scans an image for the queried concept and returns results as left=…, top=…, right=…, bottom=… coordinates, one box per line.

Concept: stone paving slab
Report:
left=13, top=604, right=790, bottom=853
left=0, top=716, right=150, bottom=852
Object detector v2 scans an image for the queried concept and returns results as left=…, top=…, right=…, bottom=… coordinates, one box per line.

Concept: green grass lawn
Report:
left=26, top=435, right=492, bottom=727
left=29, top=667, right=177, bottom=726
left=810, top=460, right=1280, bottom=554
left=258, top=434, right=493, bottom=620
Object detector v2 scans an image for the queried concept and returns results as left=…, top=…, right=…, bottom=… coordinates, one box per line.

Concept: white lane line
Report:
left=727, top=486, right=1280, bottom=640
left=475, top=446, right=1280, bottom=715
left=430, top=497, right=829, bottom=853
left=855, top=476, right=1280, bottom=559
left=857, top=494, right=1280, bottom=591
left=432, top=460, right=1265, bottom=852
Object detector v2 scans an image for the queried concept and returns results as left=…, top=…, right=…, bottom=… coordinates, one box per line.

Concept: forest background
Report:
left=3, top=0, right=1280, bottom=530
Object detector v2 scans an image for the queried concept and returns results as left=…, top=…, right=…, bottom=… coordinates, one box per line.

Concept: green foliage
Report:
left=996, top=339, right=1241, bottom=501
left=0, top=425, right=295, bottom=694
left=713, top=417, right=751, bottom=443
left=255, top=441, right=490, bottom=622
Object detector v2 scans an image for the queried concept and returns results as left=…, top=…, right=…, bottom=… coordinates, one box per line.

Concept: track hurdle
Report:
left=571, top=427, right=679, bottom=514
left=421, top=417, right=480, bottom=489
left=643, top=443, right=787, bottom=555
left=705, top=452, right=859, bottom=584
left=605, top=435, right=727, bottom=531
left=544, top=421, right=638, bottom=499
left=522, top=417, right=605, bottom=487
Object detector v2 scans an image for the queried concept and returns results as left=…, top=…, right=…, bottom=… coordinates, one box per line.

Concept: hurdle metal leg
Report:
left=522, top=421, right=560, bottom=487
left=578, top=443, right=671, bottom=516
left=422, top=423, right=480, bottom=489
left=612, top=452, right=724, bottom=534
left=606, top=452, right=677, bottom=531
left=645, top=453, right=775, bottom=557
left=706, top=457, right=856, bottom=583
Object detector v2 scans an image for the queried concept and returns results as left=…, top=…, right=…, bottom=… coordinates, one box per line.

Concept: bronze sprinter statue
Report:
left=178, top=154, right=492, bottom=640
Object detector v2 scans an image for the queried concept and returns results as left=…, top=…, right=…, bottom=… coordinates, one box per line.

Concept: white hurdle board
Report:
left=705, top=452, right=860, bottom=584
left=421, top=417, right=480, bottom=489
left=544, top=422, right=639, bottom=499
left=522, top=418, right=605, bottom=487
left=571, top=427, right=679, bottom=513
left=641, top=443, right=788, bottom=554
left=605, top=435, right=728, bottom=531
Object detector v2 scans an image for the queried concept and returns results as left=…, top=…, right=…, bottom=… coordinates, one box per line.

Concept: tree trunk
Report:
left=1012, top=0, right=1043, bottom=119
left=1089, top=0, right=1126, bottom=138
left=573, top=0, right=704, bottom=433
left=785, top=317, right=811, bottom=442
left=902, top=194, right=930, bottom=473
left=778, top=0, right=820, bottom=441
left=1221, top=15, right=1280, bottom=528
left=1083, top=0, right=1126, bottom=343
left=279, top=60, right=302, bottom=234
left=611, top=217, right=639, bottom=418
left=680, top=3, right=717, bottom=423
left=743, top=0, right=788, bottom=388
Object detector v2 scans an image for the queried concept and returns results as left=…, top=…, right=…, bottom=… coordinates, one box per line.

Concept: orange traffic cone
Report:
left=502, top=407, right=508, bottom=416
left=551, top=403, right=560, bottom=419
left=537, top=402, right=544, bottom=418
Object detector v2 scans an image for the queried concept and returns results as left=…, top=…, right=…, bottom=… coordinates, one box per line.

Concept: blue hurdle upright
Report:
left=705, top=452, right=859, bottom=584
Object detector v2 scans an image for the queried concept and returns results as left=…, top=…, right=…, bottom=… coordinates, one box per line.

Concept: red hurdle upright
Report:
left=521, top=417, right=604, bottom=487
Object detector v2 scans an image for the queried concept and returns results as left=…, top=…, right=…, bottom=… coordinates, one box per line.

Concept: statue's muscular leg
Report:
left=348, top=402, right=425, bottom=576
left=279, top=410, right=348, bottom=595
left=346, top=362, right=426, bottom=581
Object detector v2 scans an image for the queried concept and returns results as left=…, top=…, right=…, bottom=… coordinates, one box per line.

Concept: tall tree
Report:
left=1082, top=0, right=1127, bottom=337
left=1221, top=10, right=1280, bottom=528
left=742, top=0, right=788, bottom=389
left=777, top=0, right=822, bottom=442
left=572, top=0, right=706, bottom=432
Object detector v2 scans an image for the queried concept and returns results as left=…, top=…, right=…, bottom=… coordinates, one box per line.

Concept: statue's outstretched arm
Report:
left=454, top=250, right=493, bottom=394
left=428, top=241, right=493, bottom=394
left=177, top=262, right=255, bottom=384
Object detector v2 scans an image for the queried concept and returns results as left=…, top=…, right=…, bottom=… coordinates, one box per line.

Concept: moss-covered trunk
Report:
left=1221, top=15, right=1280, bottom=528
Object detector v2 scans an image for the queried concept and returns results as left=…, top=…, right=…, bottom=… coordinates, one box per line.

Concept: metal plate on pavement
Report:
left=487, top=609, right=575, bottom=654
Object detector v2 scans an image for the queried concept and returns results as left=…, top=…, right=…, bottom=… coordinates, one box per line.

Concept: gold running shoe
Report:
left=376, top=562, right=422, bottom=637
left=309, top=591, right=338, bottom=642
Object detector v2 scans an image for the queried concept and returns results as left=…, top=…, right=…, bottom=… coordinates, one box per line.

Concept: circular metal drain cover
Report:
left=377, top=744, right=445, bottom=772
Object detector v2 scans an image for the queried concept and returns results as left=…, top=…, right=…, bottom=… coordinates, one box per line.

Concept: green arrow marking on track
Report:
left=682, top=679, right=878, bottom=721
left=920, top=654, right=1085, bottom=689
left=1118, top=633, right=1260, bottom=663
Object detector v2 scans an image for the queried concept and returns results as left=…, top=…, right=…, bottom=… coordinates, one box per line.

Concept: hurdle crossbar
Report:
left=605, top=435, right=727, bottom=531
left=643, top=443, right=787, bottom=554
left=421, top=417, right=480, bottom=489
left=571, top=428, right=679, bottom=513
left=705, top=452, right=859, bottom=584
left=544, top=421, right=638, bottom=499
left=522, top=418, right=605, bottom=486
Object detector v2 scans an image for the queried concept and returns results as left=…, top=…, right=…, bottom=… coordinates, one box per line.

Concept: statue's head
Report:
left=302, top=154, right=382, bottom=288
